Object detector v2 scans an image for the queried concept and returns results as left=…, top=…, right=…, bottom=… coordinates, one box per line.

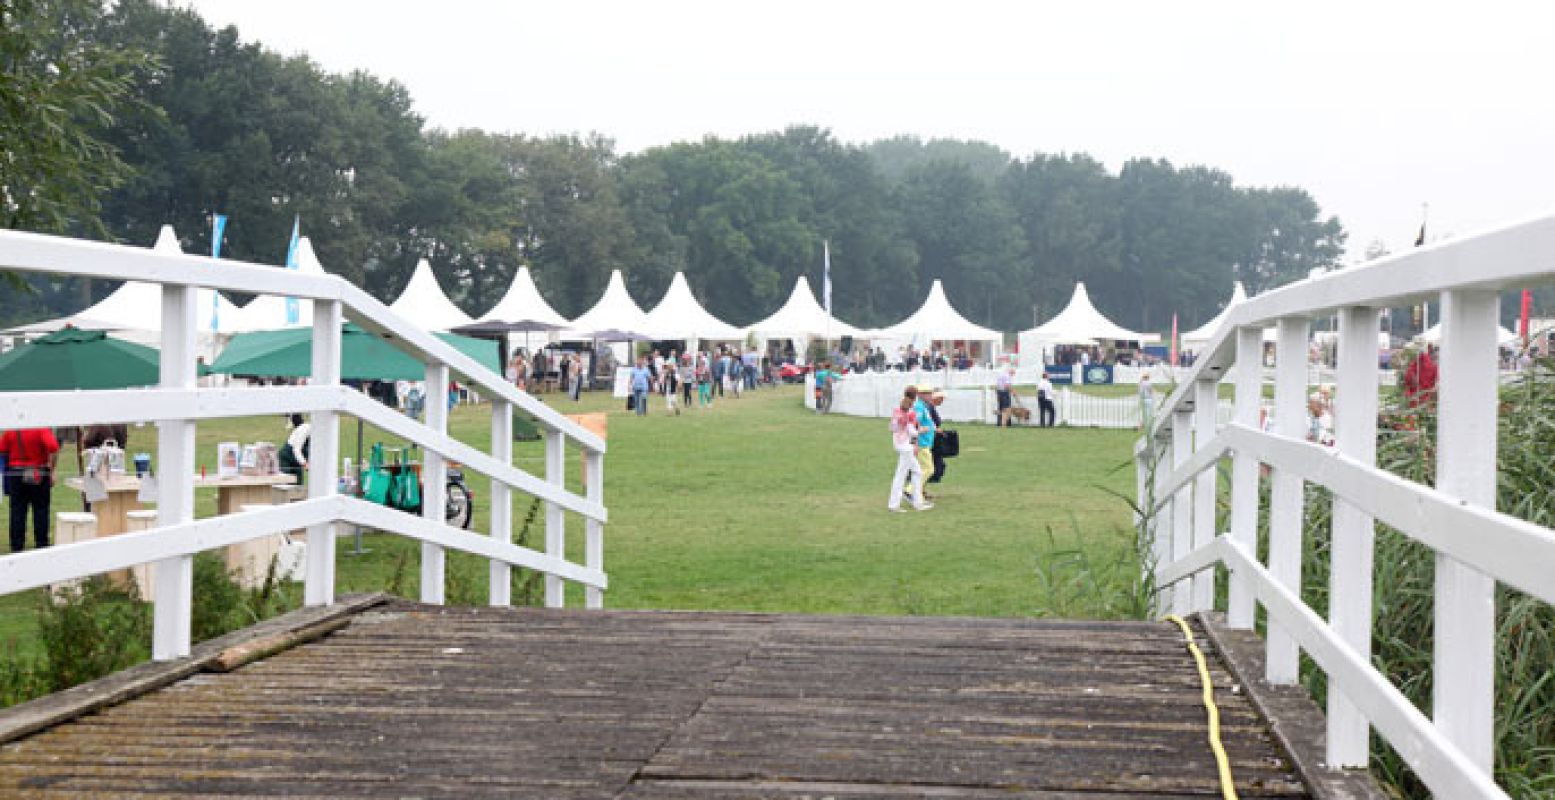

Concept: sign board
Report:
left=1082, top=364, right=1114, bottom=385
left=1043, top=365, right=1074, bottom=385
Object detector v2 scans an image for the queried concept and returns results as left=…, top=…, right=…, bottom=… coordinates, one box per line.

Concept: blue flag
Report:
left=284, top=215, right=300, bottom=325
left=211, top=214, right=227, bottom=332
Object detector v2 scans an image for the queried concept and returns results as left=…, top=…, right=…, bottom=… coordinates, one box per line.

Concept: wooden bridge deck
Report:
left=0, top=603, right=1313, bottom=798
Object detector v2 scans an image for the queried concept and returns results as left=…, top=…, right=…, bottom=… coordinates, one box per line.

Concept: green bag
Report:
left=389, top=449, right=422, bottom=511
left=362, top=443, right=392, bottom=505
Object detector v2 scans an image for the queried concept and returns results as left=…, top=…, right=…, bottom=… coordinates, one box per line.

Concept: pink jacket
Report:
left=890, top=407, right=919, bottom=447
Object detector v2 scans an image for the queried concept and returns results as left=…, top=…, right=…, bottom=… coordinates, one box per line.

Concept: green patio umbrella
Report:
left=0, top=328, right=159, bottom=391
left=208, top=323, right=500, bottom=381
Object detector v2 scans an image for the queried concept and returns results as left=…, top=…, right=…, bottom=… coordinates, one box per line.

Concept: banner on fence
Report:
left=1044, top=365, right=1074, bottom=385
left=1081, top=364, right=1114, bottom=385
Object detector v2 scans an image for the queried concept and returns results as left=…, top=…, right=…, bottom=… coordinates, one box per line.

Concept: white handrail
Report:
left=0, top=229, right=610, bottom=665
left=1139, top=211, right=1555, bottom=799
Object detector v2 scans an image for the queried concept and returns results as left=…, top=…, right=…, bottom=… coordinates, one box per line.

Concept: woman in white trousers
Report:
left=888, top=394, right=932, bottom=512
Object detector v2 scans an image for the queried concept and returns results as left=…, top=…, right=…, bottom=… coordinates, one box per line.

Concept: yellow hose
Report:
left=1164, top=615, right=1239, bottom=800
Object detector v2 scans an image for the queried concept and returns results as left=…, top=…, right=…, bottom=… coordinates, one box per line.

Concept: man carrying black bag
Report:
left=927, top=390, right=954, bottom=484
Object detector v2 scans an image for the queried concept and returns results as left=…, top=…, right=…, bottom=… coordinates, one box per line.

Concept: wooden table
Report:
left=65, top=473, right=299, bottom=535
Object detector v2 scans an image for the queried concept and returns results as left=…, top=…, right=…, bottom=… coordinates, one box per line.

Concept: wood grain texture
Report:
left=0, top=605, right=1312, bottom=798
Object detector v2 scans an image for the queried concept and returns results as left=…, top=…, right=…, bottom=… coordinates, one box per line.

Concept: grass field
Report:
left=1, top=384, right=1144, bottom=658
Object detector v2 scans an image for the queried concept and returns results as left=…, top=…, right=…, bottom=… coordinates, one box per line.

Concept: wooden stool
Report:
left=51, top=512, right=97, bottom=599
left=228, top=505, right=283, bottom=589
left=124, top=510, right=158, bottom=601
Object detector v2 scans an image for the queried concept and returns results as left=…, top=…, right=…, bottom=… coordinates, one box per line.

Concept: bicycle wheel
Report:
left=445, top=481, right=473, bottom=529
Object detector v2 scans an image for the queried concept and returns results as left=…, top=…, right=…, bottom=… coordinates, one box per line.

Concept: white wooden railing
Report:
left=0, top=230, right=608, bottom=662
left=1137, top=213, right=1555, bottom=799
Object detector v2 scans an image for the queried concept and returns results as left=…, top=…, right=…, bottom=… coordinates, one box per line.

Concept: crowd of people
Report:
left=627, top=345, right=764, bottom=416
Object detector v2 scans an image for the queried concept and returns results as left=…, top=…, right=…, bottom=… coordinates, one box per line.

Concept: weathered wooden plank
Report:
left=0, top=605, right=1324, bottom=798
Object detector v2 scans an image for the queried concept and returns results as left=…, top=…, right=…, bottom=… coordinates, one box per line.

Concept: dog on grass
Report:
left=1009, top=406, right=1032, bottom=423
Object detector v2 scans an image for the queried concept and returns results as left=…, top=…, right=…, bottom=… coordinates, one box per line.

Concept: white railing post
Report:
left=1170, top=408, right=1193, bottom=616
left=1150, top=436, right=1171, bottom=615
left=489, top=401, right=513, bottom=607
left=1191, top=375, right=1219, bottom=611
left=1433, top=289, right=1500, bottom=774
left=152, top=283, right=197, bottom=661
left=585, top=449, right=605, bottom=609
left=1227, top=326, right=1263, bottom=629
left=421, top=362, right=449, bottom=604
left=304, top=300, right=341, bottom=607
left=544, top=429, right=566, bottom=608
left=1328, top=305, right=1381, bottom=768
left=1267, top=316, right=1310, bottom=684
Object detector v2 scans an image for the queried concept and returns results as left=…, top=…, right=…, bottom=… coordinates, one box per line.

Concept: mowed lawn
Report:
left=1, top=384, right=1143, bottom=656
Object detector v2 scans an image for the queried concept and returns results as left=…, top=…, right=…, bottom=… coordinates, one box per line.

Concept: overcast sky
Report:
left=185, top=0, right=1555, bottom=262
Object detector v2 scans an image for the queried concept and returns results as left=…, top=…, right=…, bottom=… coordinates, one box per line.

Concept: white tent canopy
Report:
left=641, top=272, right=746, bottom=341
left=562, top=269, right=650, bottom=339
left=876, top=279, right=1001, bottom=346
left=226, top=236, right=330, bottom=332
left=388, top=259, right=473, bottom=331
left=479, top=266, right=570, bottom=327
left=1018, top=282, right=1158, bottom=358
left=746, top=275, right=863, bottom=342
left=1181, top=283, right=1248, bottom=349
left=11, top=225, right=242, bottom=343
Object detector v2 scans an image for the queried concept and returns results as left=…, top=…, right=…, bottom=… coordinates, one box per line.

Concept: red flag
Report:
left=1170, top=313, right=1179, bottom=366
left=1520, top=290, right=1532, bottom=343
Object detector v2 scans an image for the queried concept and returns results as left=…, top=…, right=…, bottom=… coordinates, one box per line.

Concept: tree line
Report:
left=2, top=0, right=1348, bottom=335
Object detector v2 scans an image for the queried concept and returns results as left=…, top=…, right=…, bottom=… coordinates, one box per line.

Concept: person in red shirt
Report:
left=0, top=428, right=61, bottom=552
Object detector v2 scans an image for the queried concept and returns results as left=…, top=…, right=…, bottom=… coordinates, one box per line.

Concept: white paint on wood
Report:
left=544, top=429, right=565, bottom=608
left=1327, top=306, right=1381, bottom=769
left=1221, top=541, right=1509, bottom=800
left=1433, top=289, right=1500, bottom=774
left=306, top=300, right=342, bottom=607
left=1266, top=316, right=1309, bottom=685
left=420, top=362, right=449, bottom=605
left=153, top=283, right=197, bottom=661
left=1191, top=378, right=1219, bottom=612
left=489, top=402, right=513, bottom=607
left=1227, top=326, right=1264, bottom=629
left=342, top=393, right=605, bottom=522
left=585, top=450, right=605, bottom=610
left=1170, top=409, right=1193, bottom=617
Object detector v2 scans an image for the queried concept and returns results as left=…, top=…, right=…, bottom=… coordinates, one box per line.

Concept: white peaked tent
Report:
left=388, top=259, right=473, bottom=331
left=1018, top=282, right=1158, bottom=359
left=641, top=272, right=745, bottom=341
left=747, top=275, right=863, bottom=346
left=564, top=269, right=650, bottom=338
left=479, top=266, right=570, bottom=327
left=1181, top=283, right=1249, bottom=350
left=15, top=225, right=242, bottom=344
left=1415, top=321, right=1519, bottom=346
left=226, top=237, right=329, bottom=333
left=875, top=279, right=1002, bottom=351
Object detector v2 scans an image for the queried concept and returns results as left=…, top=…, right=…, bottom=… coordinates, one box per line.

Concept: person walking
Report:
left=995, top=367, right=1014, bottom=426
left=696, top=354, right=714, bottom=408
left=663, top=355, right=680, bottom=415
left=679, top=354, right=695, bottom=409
left=888, top=390, right=931, bottom=512
left=909, top=385, right=937, bottom=498
left=927, top=390, right=949, bottom=485
left=630, top=357, right=652, bottom=416
left=1038, top=373, right=1056, bottom=427
left=0, top=427, right=61, bottom=552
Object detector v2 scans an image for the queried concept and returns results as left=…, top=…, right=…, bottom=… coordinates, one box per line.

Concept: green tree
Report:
left=0, top=0, right=153, bottom=235
left=894, top=160, right=1027, bottom=330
